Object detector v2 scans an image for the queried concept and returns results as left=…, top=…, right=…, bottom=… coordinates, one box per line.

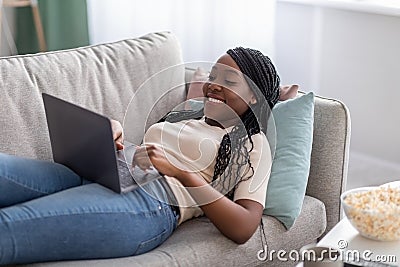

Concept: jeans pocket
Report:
left=134, top=228, right=168, bottom=255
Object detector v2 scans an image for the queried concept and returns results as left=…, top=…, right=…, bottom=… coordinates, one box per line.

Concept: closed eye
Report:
left=225, top=80, right=237, bottom=86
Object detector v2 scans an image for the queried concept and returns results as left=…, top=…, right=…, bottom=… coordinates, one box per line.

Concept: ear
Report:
left=249, top=94, right=257, bottom=105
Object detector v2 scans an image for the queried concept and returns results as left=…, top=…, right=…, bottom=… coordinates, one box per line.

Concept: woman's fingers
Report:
left=133, top=145, right=156, bottom=170
left=110, top=120, right=122, bottom=139
left=110, top=119, right=124, bottom=150
left=115, top=140, right=124, bottom=150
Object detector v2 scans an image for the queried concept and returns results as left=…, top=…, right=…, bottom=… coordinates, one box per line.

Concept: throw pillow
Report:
left=263, top=92, right=315, bottom=229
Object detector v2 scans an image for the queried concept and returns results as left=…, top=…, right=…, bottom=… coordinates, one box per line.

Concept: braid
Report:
left=211, top=110, right=256, bottom=197
left=227, top=48, right=280, bottom=111
left=159, top=108, right=204, bottom=123
left=211, top=48, right=280, bottom=197
left=159, top=107, right=258, bottom=197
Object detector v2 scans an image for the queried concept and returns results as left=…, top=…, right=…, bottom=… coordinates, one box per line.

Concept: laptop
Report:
left=42, top=93, right=161, bottom=193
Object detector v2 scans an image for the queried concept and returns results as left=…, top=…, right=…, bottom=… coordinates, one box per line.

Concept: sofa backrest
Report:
left=0, top=32, right=186, bottom=161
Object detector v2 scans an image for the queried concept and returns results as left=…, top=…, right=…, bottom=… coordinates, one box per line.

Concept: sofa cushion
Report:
left=0, top=31, right=186, bottom=161
left=21, top=196, right=326, bottom=267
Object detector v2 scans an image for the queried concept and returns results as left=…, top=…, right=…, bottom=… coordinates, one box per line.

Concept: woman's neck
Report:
left=204, top=117, right=239, bottom=129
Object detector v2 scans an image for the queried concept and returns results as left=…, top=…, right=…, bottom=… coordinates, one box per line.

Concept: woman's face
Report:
left=202, top=54, right=256, bottom=127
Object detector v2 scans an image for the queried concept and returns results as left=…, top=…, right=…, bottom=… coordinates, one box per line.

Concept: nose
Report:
left=208, top=82, right=223, bottom=91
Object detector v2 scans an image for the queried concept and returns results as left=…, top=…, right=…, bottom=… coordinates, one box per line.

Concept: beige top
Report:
left=143, top=117, right=272, bottom=225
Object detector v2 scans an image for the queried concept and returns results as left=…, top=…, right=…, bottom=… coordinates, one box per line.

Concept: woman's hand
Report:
left=279, top=84, right=299, bottom=100
left=133, top=144, right=264, bottom=244
left=132, top=144, right=185, bottom=178
left=110, top=119, right=124, bottom=150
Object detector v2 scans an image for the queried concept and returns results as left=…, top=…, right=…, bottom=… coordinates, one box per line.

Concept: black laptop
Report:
left=42, top=93, right=161, bottom=193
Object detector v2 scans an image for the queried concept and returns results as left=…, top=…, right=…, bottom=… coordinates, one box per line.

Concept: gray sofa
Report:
left=0, top=32, right=351, bottom=267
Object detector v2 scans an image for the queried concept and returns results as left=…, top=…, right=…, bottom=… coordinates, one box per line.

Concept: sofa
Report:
left=0, top=32, right=351, bottom=267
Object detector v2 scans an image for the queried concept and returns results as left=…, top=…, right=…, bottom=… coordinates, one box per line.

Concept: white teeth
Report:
left=208, top=97, right=224, bottom=104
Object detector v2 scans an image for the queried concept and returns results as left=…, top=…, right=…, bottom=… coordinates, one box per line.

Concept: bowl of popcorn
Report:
left=341, top=183, right=400, bottom=241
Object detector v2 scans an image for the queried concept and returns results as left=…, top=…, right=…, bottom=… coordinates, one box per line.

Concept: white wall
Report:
left=87, top=0, right=277, bottom=63
left=275, top=3, right=319, bottom=91
left=319, top=8, right=400, bottom=165
left=275, top=1, right=400, bottom=166
left=0, top=7, right=16, bottom=56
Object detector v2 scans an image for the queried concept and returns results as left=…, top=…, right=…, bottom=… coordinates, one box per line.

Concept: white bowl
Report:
left=340, top=186, right=400, bottom=241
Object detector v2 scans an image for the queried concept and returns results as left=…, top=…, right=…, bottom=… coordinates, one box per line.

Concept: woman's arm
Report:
left=177, top=171, right=264, bottom=244
left=134, top=144, right=264, bottom=244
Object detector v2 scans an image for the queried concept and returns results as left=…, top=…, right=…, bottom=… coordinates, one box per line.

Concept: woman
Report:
left=0, top=47, right=280, bottom=265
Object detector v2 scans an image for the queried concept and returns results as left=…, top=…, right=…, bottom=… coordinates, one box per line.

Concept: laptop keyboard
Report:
left=117, top=159, right=162, bottom=189
left=117, top=159, right=135, bottom=188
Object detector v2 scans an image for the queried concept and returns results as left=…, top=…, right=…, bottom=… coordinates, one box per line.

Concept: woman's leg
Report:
left=0, top=180, right=179, bottom=265
left=0, top=152, right=82, bottom=208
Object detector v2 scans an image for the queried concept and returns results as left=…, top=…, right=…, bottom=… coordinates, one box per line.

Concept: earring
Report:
left=249, top=99, right=257, bottom=105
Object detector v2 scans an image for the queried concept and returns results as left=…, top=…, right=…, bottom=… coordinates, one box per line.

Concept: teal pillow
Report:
left=263, top=92, right=315, bottom=229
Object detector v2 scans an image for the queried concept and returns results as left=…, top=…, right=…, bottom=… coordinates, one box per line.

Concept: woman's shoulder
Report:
left=250, top=132, right=269, bottom=146
left=247, top=132, right=271, bottom=159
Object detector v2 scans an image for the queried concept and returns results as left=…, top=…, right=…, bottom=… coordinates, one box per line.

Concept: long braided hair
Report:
left=163, top=47, right=280, bottom=197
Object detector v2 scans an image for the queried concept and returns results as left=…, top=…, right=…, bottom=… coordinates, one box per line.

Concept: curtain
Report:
left=87, top=0, right=276, bottom=63
left=16, top=0, right=89, bottom=54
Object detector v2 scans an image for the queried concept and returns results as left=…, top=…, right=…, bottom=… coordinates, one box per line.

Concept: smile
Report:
left=207, top=97, right=225, bottom=104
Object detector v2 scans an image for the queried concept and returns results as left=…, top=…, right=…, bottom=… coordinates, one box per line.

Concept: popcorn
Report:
left=342, top=186, right=400, bottom=241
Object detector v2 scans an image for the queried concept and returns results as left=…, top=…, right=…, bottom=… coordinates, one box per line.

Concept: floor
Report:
left=346, top=151, right=400, bottom=190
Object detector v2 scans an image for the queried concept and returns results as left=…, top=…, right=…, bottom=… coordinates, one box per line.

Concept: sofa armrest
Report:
left=307, top=95, right=351, bottom=236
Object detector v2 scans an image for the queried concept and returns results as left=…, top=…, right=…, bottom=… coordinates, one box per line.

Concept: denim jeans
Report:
left=0, top=152, right=179, bottom=265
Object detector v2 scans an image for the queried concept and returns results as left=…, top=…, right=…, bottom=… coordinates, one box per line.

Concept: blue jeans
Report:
left=0, top=152, right=179, bottom=265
